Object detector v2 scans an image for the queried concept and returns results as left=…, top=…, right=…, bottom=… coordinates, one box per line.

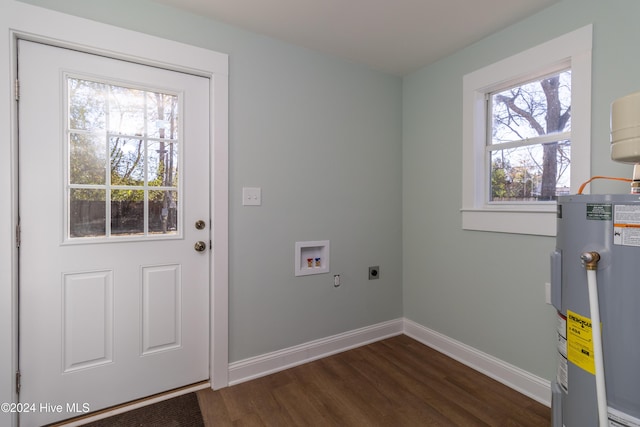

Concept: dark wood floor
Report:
left=196, top=334, right=550, bottom=426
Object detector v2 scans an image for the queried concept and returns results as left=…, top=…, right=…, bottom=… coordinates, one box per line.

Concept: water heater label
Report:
left=557, top=312, right=567, bottom=357
left=556, top=312, right=568, bottom=392
left=566, top=310, right=595, bottom=375
left=586, top=203, right=612, bottom=220
left=614, top=205, right=640, bottom=246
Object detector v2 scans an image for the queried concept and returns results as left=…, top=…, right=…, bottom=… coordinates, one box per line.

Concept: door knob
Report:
left=194, top=241, right=207, bottom=252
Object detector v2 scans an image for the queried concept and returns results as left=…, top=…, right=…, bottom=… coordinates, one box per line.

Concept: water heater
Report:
left=552, top=91, right=640, bottom=426
left=553, top=195, right=640, bottom=426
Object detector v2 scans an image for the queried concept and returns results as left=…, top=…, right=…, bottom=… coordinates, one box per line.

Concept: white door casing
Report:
left=18, top=40, right=212, bottom=426
left=2, top=5, right=229, bottom=426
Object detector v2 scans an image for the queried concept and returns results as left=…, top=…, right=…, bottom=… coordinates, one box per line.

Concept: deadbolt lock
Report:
left=195, top=220, right=206, bottom=230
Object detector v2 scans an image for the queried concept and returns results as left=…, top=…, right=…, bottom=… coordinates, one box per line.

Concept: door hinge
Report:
left=15, top=370, right=20, bottom=394
left=15, top=80, right=20, bottom=101
left=16, top=224, right=20, bottom=248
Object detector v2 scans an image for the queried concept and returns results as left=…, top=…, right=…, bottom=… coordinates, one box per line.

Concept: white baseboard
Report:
left=227, top=318, right=551, bottom=408
left=228, top=319, right=404, bottom=385
left=403, top=318, right=551, bottom=407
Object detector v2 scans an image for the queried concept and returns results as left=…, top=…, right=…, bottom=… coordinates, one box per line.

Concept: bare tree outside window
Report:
left=489, top=69, right=571, bottom=202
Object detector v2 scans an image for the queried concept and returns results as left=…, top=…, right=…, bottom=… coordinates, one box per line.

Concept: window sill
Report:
left=461, top=208, right=557, bottom=236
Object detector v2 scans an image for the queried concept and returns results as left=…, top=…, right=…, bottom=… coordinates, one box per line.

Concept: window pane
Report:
left=488, top=69, right=571, bottom=202
left=149, top=190, right=178, bottom=235
left=147, top=92, right=178, bottom=139
left=490, top=70, right=571, bottom=145
left=70, top=132, right=106, bottom=185
left=69, top=189, right=106, bottom=238
left=110, top=137, right=145, bottom=186
left=68, top=78, right=107, bottom=131
left=148, top=141, right=178, bottom=187
left=111, top=189, right=145, bottom=236
left=490, top=140, right=571, bottom=201
left=109, top=86, right=145, bottom=136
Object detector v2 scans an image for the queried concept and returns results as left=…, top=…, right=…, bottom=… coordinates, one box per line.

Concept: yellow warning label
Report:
left=567, top=310, right=595, bottom=375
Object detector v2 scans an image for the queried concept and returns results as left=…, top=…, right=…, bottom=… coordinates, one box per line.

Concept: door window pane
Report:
left=110, top=137, right=146, bottom=186
left=69, top=189, right=106, bottom=238
left=70, top=133, right=106, bottom=185
left=68, top=79, right=107, bottom=131
left=108, top=86, right=145, bottom=136
left=147, top=93, right=178, bottom=139
left=66, top=76, right=180, bottom=240
left=149, top=190, right=178, bottom=234
left=148, top=141, right=178, bottom=187
left=111, top=190, right=145, bottom=236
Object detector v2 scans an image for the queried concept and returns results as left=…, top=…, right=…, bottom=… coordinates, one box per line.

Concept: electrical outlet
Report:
left=369, top=266, right=379, bottom=280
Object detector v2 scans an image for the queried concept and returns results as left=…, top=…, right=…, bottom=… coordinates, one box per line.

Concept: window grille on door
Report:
left=65, top=76, right=182, bottom=241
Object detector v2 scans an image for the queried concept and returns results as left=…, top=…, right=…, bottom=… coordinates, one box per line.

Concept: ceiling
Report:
left=152, top=0, right=560, bottom=76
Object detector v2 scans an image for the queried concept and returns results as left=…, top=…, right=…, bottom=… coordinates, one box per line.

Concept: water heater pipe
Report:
left=581, top=251, right=608, bottom=426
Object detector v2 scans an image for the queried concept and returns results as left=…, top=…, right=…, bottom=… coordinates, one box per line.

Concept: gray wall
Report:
left=17, top=0, right=403, bottom=363
left=403, top=0, right=640, bottom=381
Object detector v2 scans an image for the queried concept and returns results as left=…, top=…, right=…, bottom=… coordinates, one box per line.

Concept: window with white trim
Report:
left=462, top=25, right=592, bottom=236
left=489, top=68, right=571, bottom=202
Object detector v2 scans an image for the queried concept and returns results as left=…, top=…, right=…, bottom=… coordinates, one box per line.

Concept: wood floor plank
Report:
left=196, top=386, right=233, bottom=425
left=375, top=335, right=548, bottom=426
left=320, top=356, right=439, bottom=426
left=343, top=346, right=464, bottom=424
left=196, top=335, right=550, bottom=426
left=291, top=361, right=379, bottom=424
left=357, top=339, right=500, bottom=424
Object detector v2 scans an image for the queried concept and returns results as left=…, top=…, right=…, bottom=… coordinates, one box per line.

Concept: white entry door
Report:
left=18, top=40, right=210, bottom=426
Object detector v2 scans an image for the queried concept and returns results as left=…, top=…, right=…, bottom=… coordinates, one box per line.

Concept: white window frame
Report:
left=462, top=25, right=592, bottom=236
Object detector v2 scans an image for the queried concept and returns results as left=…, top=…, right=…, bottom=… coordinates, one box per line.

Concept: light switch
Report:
left=242, top=187, right=261, bottom=206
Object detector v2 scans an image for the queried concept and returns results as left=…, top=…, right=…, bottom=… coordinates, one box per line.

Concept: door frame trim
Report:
left=3, top=3, right=229, bottom=423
